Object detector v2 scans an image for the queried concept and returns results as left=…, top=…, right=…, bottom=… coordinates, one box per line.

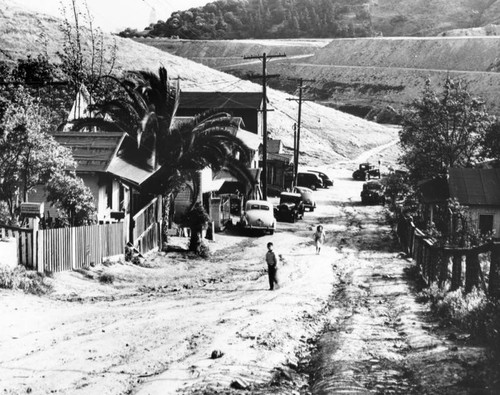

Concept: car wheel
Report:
left=310, top=207, right=315, bottom=212
left=269, top=229, right=275, bottom=235
left=290, top=214, right=296, bottom=223
left=310, top=184, right=316, bottom=191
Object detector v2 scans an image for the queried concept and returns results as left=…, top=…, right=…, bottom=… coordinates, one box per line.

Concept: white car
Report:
left=292, top=186, right=316, bottom=212
left=240, top=200, right=276, bottom=235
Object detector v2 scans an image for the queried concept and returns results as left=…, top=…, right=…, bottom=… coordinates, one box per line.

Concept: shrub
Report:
left=98, top=272, right=114, bottom=284
left=419, top=284, right=500, bottom=356
left=0, top=265, right=52, bottom=295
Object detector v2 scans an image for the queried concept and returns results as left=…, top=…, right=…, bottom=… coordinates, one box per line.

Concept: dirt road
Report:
left=0, top=166, right=493, bottom=394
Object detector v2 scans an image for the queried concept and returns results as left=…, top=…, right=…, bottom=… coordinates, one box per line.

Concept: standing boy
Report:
left=265, top=242, right=279, bottom=290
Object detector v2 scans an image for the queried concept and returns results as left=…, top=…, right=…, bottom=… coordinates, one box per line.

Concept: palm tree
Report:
left=64, top=67, right=255, bottom=250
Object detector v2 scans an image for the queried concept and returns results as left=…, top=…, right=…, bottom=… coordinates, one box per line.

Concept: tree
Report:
left=399, top=78, right=494, bottom=181
left=58, top=0, right=117, bottom=99
left=0, top=87, right=76, bottom=222
left=46, top=173, right=96, bottom=226
left=67, top=67, right=255, bottom=253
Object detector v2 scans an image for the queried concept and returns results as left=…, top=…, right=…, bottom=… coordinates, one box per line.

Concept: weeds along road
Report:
left=0, top=168, right=490, bottom=395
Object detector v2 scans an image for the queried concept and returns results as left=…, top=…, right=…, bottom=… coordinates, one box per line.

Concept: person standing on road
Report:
left=265, top=242, right=279, bottom=290
left=313, top=225, right=326, bottom=255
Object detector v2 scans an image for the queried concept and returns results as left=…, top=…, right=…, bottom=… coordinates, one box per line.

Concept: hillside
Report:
left=136, top=36, right=500, bottom=119
left=125, top=0, right=500, bottom=40
left=0, top=0, right=397, bottom=167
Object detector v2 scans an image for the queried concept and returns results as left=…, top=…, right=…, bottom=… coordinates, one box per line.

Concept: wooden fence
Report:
left=132, top=197, right=162, bottom=255
left=397, top=216, right=500, bottom=298
left=0, top=224, right=35, bottom=269
left=39, top=223, right=125, bottom=272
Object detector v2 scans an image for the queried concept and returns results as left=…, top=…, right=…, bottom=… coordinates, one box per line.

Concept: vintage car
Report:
left=292, top=186, right=316, bottom=212
left=240, top=200, right=276, bottom=234
left=274, top=192, right=305, bottom=223
left=307, top=170, right=334, bottom=188
left=296, top=172, right=323, bottom=190
left=352, top=163, right=381, bottom=181
left=361, top=180, right=386, bottom=205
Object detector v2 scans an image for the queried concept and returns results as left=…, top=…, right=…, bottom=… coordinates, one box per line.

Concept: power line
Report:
left=287, top=78, right=315, bottom=187
left=243, top=52, right=286, bottom=200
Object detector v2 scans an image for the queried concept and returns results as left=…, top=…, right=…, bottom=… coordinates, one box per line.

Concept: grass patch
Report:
left=418, top=284, right=500, bottom=356
left=0, top=265, right=52, bottom=295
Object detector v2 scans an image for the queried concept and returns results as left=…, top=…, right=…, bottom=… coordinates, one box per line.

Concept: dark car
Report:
left=352, top=163, right=381, bottom=181
left=274, top=192, right=305, bottom=222
left=361, top=180, right=386, bottom=205
left=307, top=170, right=334, bottom=188
left=297, top=172, right=323, bottom=190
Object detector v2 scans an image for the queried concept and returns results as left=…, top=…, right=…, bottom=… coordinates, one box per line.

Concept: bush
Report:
left=98, top=272, right=114, bottom=284
left=0, top=265, right=52, bottom=295
left=419, top=284, right=500, bottom=355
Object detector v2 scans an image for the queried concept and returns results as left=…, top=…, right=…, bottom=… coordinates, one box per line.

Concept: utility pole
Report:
left=243, top=52, right=286, bottom=200
left=287, top=78, right=314, bottom=187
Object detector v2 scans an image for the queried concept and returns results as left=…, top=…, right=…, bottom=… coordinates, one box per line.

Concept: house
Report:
left=261, top=139, right=294, bottom=196
left=419, top=168, right=500, bottom=236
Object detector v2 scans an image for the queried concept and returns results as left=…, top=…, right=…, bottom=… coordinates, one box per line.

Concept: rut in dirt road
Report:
left=307, top=202, right=488, bottom=395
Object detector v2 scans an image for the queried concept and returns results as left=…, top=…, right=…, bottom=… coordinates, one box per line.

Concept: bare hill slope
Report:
left=139, top=36, right=500, bottom=118
left=0, top=0, right=397, bottom=166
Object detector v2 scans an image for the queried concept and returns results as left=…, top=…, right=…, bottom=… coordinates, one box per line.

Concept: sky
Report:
left=19, top=0, right=211, bottom=33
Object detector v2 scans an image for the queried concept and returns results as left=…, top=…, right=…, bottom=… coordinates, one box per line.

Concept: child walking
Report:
left=313, top=225, right=326, bottom=255
left=265, top=242, right=279, bottom=290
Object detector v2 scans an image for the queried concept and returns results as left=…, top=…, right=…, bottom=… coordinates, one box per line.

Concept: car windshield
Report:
left=249, top=204, right=270, bottom=210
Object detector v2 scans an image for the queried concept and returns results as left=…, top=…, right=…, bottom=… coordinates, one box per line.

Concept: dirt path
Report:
left=0, top=166, right=493, bottom=395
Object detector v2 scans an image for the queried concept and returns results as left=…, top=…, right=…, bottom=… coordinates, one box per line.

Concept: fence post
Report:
left=71, top=227, right=76, bottom=270
left=465, top=251, right=480, bottom=293
left=489, top=242, right=500, bottom=298
left=438, top=250, right=449, bottom=288
left=36, top=230, right=43, bottom=273
left=451, top=254, right=463, bottom=291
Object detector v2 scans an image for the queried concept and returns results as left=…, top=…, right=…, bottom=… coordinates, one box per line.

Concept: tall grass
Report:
left=418, top=284, right=500, bottom=356
left=0, top=265, right=53, bottom=295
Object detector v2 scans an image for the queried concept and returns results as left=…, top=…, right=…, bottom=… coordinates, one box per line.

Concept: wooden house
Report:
left=419, top=168, right=500, bottom=237
left=261, top=139, right=294, bottom=196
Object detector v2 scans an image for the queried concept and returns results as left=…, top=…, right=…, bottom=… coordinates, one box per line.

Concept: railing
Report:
left=397, top=216, right=500, bottom=298
left=132, top=197, right=162, bottom=255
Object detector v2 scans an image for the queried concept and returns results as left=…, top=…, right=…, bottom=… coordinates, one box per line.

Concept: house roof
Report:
left=267, top=139, right=282, bottom=154
left=107, top=156, right=154, bottom=186
left=179, top=91, right=263, bottom=110
left=267, top=152, right=293, bottom=164
left=53, top=132, right=125, bottom=172
left=449, top=168, right=500, bottom=205
left=418, top=178, right=449, bottom=204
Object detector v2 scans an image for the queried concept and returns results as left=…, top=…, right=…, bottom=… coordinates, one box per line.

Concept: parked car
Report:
left=292, top=186, right=316, bottom=212
left=240, top=200, right=276, bottom=234
left=361, top=180, right=386, bottom=205
left=297, top=172, right=323, bottom=190
left=307, top=170, right=334, bottom=188
left=274, top=192, right=305, bottom=222
left=352, top=163, right=381, bottom=181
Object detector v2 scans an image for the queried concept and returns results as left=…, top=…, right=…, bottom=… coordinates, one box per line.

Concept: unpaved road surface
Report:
left=0, top=165, right=496, bottom=394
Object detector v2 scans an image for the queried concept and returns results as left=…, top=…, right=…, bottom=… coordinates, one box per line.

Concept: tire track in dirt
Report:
left=306, top=202, right=488, bottom=394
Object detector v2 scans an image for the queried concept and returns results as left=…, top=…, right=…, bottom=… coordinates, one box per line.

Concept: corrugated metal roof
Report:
left=449, top=168, right=500, bottom=205
left=179, top=91, right=263, bottom=109
left=267, top=152, right=292, bottom=164
left=53, top=132, right=125, bottom=172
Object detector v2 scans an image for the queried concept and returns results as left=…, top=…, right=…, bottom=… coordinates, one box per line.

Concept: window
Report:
left=479, top=214, right=494, bottom=235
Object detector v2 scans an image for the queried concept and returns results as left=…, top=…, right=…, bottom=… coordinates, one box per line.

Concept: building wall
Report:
left=468, top=206, right=500, bottom=236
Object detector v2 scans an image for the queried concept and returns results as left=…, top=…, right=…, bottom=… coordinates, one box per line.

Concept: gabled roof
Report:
left=179, top=91, right=263, bottom=110
left=53, top=132, right=125, bottom=172
left=449, top=168, right=500, bottom=205
left=267, top=139, right=282, bottom=154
